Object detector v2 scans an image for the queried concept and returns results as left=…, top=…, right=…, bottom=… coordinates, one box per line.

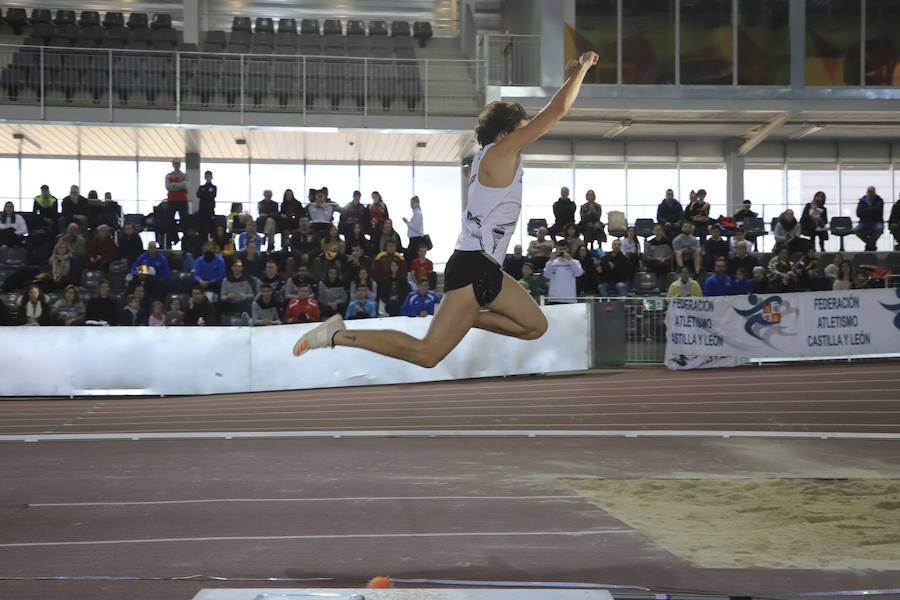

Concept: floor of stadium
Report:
left=1, top=361, right=899, bottom=600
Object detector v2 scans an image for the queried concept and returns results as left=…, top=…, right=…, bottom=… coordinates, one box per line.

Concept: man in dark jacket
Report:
left=656, top=189, right=684, bottom=239
left=195, top=170, right=217, bottom=239
left=185, top=285, right=217, bottom=326
left=889, top=195, right=900, bottom=250
left=84, top=280, right=119, bottom=325
left=703, top=226, right=730, bottom=272
left=502, top=244, right=527, bottom=280
left=548, top=187, right=576, bottom=241
left=597, top=239, right=633, bottom=297
left=32, top=184, right=58, bottom=232
left=61, top=185, right=89, bottom=232
left=728, top=240, right=757, bottom=277
left=116, top=222, right=144, bottom=267
left=855, top=186, right=884, bottom=251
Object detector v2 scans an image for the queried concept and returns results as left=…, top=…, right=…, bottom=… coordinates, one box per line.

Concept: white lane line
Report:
left=5, top=396, right=899, bottom=423
left=3, top=428, right=900, bottom=442
left=0, top=529, right=636, bottom=548
left=29, top=495, right=583, bottom=508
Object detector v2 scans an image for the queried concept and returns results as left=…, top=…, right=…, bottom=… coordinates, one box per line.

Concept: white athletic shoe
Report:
left=292, top=314, right=346, bottom=357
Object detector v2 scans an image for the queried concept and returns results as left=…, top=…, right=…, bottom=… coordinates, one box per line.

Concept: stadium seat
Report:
left=634, top=218, right=655, bottom=241
left=127, top=13, right=149, bottom=29
left=829, top=216, right=854, bottom=251
left=526, top=218, right=548, bottom=237
left=30, top=9, right=52, bottom=24
left=346, top=20, right=365, bottom=36
left=29, top=21, right=56, bottom=43
left=743, top=217, right=767, bottom=251
left=300, top=19, right=320, bottom=35
left=54, top=10, right=76, bottom=27
left=256, top=18, right=274, bottom=34
left=202, top=30, right=227, bottom=52
left=885, top=253, right=900, bottom=274
left=852, top=252, right=878, bottom=269
left=79, top=11, right=100, bottom=27
left=103, top=12, right=125, bottom=29
left=275, top=33, right=298, bottom=53
left=80, top=270, right=104, bottom=292
left=123, top=213, right=146, bottom=231
left=277, top=18, right=297, bottom=34
left=369, top=20, right=388, bottom=36
left=322, top=19, right=342, bottom=36
left=633, top=271, right=659, bottom=296
left=413, top=21, right=433, bottom=47
left=232, top=16, right=251, bottom=32
left=151, top=13, right=172, bottom=30
left=5, top=8, right=28, bottom=35
left=391, top=21, right=411, bottom=37
left=0, top=246, right=27, bottom=268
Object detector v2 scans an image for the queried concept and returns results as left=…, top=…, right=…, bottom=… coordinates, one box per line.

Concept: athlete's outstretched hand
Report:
left=579, top=51, right=599, bottom=67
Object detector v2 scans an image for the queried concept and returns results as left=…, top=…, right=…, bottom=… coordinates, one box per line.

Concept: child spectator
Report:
left=119, top=294, right=147, bottom=326
left=350, top=267, right=378, bottom=302
left=284, top=284, right=321, bottom=323
left=518, top=262, right=544, bottom=300
left=401, top=278, right=441, bottom=317
left=378, top=260, right=410, bottom=316
left=166, top=296, right=184, bottom=326
left=148, top=301, right=166, bottom=326
left=345, top=284, right=377, bottom=320
left=410, top=245, right=434, bottom=285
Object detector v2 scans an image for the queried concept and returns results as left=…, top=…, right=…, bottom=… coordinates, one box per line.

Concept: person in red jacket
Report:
left=284, top=284, right=321, bottom=324
left=85, top=224, right=118, bottom=272
left=165, top=158, right=189, bottom=245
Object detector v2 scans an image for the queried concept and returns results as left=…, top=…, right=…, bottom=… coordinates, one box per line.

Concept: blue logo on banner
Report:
left=733, top=294, right=797, bottom=348
left=880, top=288, right=900, bottom=330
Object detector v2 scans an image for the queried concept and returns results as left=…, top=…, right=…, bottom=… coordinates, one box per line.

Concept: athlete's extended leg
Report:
left=331, top=286, right=481, bottom=368
left=475, top=272, right=548, bottom=340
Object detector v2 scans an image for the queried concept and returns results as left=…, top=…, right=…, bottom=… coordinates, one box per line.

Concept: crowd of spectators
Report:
left=504, top=185, right=900, bottom=303
left=1, top=159, right=442, bottom=327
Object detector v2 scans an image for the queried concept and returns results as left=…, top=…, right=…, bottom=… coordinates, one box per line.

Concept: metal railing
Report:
left=479, top=33, right=541, bottom=87
left=0, top=43, right=485, bottom=122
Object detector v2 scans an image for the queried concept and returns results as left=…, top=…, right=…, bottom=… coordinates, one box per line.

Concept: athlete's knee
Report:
left=521, top=313, right=548, bottom=340
left=416, top=345, right=451, bottom=369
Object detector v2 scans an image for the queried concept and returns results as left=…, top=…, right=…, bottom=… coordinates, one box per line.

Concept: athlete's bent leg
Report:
left=332, top=286, right=481, bottom=368
left=478, top=273, right=548, bottom=340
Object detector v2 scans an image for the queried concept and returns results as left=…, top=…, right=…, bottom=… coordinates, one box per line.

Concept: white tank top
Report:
left=455, top=143, right=523, bottom=265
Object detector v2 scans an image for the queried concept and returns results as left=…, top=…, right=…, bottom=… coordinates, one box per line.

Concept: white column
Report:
left=185, top=129, right=201, bottom=214
left=725, top=139, right=745, bottom=215
left=789, top=0, right=805, bottom=91
left=183, top=0, right=200, bottom=46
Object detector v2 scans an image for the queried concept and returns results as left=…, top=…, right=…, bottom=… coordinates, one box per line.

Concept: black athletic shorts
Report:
left=443, top=250, right=504, bottom=306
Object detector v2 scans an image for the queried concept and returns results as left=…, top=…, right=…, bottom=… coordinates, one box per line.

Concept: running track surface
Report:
left=2, top=362, right=899, bottom=600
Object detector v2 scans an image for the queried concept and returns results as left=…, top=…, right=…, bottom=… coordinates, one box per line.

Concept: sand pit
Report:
left=563, top=478, right=900, bottom=570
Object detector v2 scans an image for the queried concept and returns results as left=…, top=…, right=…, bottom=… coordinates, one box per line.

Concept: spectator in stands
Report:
left=51, top=284, right=85, bottom=326
left=147, top=301, right=166, bottom=326
left=373, top=240, right=407, bottom=284
left=657, top=188, right=684, bottom=238
left=318, top=266, right=347, bottom=319
left=289, top=216, right=321, bottom=267
left=226, top=202, right=243, bottom=234
left=666, top=266, right=703, bottom=298
left=284, top=284, right=321, bottom=324
left=132, top=284, right=152, bottom=313
left=729, top=228, right=748, bottom=256
left=575, top=245, right=597, bottom=296
left=548, top=187, right=576, bottom=242
left=369, top=191, right=389, bottom=234
left=85, top=224, right=117, bottom=273
left=562, top=223, right=584, bottom=255
left=801, top=191, right=829, bottom=252
left=544, top=244, right=583, bottom=303
left=346, top=284, right=378, bottom=320
left=579, top=189, right=606, bottom=249
left=401, top=278, right=441, bottom=317
left=180, top=227, right=204, bottom=273
left=85, top=280, right=119, bottom=325
left=194, top=241, right=226, bottom=294
left=320, top=225, right=346, bottom=256
left=672, top=221, right=702, bottom=274
left=131, top=241, right=171, bottom=301
left=410, top=245, right=434, bottom=283
left=794, top=247, right=826, bottom=291
left=890, top=194, right=900, bottom=250
left=237, top=220, right=265, bottom=252
left=503, top=244, right=527, bottom=280
left=220, top=259, right=257, bottom=316
left=686, top=190, right=711, bottom=240
left=252, top=284, right=282, bottom=326
left=643, top=224, right=674, bottom=282
left=853, top=269, right=871, bottom=290
left=32, top=184, right=58, bottom=233
left=211, top=225, right=236, bottom=258
left=375, top=219, right=403, bottom=254
left=119, top=294, right=147, bottom=327
left=767, top=246, right=798, bottom=292
left=280, top=189, right=305, bottom=233
left=378, top=260, right=410, bottom=317
left=0, top=201, right=27, bottom=247
left=345, top=242, right=372, bottom=280
left=285, top=265, right=318, bottom=299
left=164, top=159, right=189, bottom=243
left=195, top=170, right=217, bottom=239
left=728, top=240, right=757, bottom=277
left=703, top=225, right=730, bottom=272
left=340, top=190, right=370, bottom=238
left=19, top=284, right=50, bottom=326
left=855, top=186, right=885, bottom=251
left=527, top=226, right=555, bottom=270
left=773, top=209, right=806, bottom=254
left=620, top=226, right=641, bottom=272
left=519, top=262, right=544, bottom=300
left=116, top=222, right=143, bottom=267
left=824, top=252, right=843, bottom=281
left=185, top=285, right=216, bottom=326
left=402, top=196, right=427, bottom=264
left=833, top=261, right=854, bottom=291
left=703, top=257, right=733, bottom=297
left=751, top=266, right=770, bottom=294
left=55, top=222, right=86, bottom=259
left=257, top=190, right=280, bottom=252
left=732, top=267, right=753, bottom=295
left=61, top=185, right=89, bottom=232
left=733, top=199, right=757, bottom=224
left=350, top=267, right=378, bottom=302
left=345, top=223, right=371, bottom=257
left=166, top=296, right=184, bottom=326
left=237, top=241, right=264, bottom=279
left=258, top=260, right=285, bottom=302
left=48, top=244, right=74, bottom=290
left=596, top=238, right=632, bottom=297
left=309, top=189, right=335, bottom=237
left=312, top=243, right=345, bottom=282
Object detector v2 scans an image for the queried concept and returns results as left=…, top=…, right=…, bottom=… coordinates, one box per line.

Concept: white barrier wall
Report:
left=3, top=303, right=590, bottom=397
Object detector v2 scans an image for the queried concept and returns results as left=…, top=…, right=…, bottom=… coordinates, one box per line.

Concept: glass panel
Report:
left=567, top=0, right=619, bottom=84
left=680, top=0, right=733, bottom=85
left=201, top=162, right=250, bottom=216
left=360, top=165, right=413, bottom=242
left=744, top=168, right=785, bottom=223
left=839, top=168, right=891, bottom=251
left=806, top=0, right=861, bottom=86
left=0, top=158, right=21, bottom=211
left=679, top=168, right=727, bottom=220
left=625, top=168, right=677, bottom=221
left=306, top=164, right=360, bottom=213
left=520, top=167, right=574, bottom=252
left=80, top=159, right=138, bottom=215
left=865, top=0, right=900, bottom=86
left=622, top=0, right=676, bottom=84
left=787, top=168, right=838, bottom=252
left=137, top=160, right=176, bottom=215
left=21, top=158, right=79, bottom=213
left=249, top=164, right=304, bottom=213
left=575, top=168, right=627, bottom=226
left=738, top=0, right=790, bottom=85
left=413, top=165, right=462, bottom=268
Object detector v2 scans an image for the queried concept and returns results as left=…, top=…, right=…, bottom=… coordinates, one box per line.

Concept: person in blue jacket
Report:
left=193, top=241, right=226, bottom=294
left=855, top=185, right=884, bottom=251
left=401, top=278, right=442, bottom=317
left=345, top=285, right=377, bottom=320
left=130, top=240, right=171, bottom=301
left=703, top=257, right=733, bottom=297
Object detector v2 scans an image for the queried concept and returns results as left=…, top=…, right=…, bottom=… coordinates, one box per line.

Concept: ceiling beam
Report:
left=738, top=113, right=791, bottom=156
